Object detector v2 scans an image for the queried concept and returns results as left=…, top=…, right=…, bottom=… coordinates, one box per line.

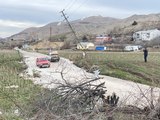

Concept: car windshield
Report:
left=38, top=58, right=48, bottom=61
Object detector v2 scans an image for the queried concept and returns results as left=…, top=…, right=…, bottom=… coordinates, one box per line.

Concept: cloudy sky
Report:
left=1, top=0, right=160, bottom=38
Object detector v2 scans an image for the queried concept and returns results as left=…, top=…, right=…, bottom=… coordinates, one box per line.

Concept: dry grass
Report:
left=0, top=50, right=41, bottom=119
left=57, top=50, right=160, bottom=86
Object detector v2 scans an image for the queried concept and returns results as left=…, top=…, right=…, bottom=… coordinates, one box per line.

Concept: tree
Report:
left=132, top=21, right=138, bottom=26
left=82, top=35, right=88, bottom=42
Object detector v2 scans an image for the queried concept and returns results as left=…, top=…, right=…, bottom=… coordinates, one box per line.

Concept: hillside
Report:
left=6, top=13, right=160, bottom=44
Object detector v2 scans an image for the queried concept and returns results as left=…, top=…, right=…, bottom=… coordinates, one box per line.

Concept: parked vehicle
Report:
left=95, top=46, right=107, bottom=51
left=36, top=57, right=50, bottom=68
left=49, top=51, right=60, bottom=62
left=124, top=45, right=139, bottom=51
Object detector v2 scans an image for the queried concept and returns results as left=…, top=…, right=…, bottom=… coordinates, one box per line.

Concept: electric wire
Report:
left=65, top=0, right=78, bottom=11
left=60, top=0, right=92, bottom=40
left=65, top=0, right=91, bottom=37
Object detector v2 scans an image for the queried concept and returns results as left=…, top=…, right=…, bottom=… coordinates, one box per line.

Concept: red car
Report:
left=36, top=57, right=50, bottom=68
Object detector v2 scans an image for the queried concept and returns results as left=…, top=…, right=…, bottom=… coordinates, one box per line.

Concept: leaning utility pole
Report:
left=60, top=9, right=79, bottom=43
left=60, top=9, right=86, bottom=57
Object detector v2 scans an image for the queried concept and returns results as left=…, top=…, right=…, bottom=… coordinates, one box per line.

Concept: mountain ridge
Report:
left=6, top=13, right=160, bottom=43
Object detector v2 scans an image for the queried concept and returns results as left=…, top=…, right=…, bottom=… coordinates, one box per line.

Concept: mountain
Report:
left=116, top=13, right=160, bottom=34
left=6, top=13, right=160, bottom=43
left=6, top=16, right=119, bottom=41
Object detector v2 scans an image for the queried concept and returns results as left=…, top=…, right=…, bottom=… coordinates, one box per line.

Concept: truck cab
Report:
left=49, top=51, right=60, bottom=62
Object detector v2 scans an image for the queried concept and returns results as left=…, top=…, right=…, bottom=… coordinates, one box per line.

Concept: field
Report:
left=56, top=50, right=160, bottom=86
left=18, top=49, right=160, bottom=119
left=0, top=50, right=41, bottom=119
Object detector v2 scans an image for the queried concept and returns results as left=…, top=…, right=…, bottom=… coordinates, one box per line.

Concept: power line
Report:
left=63, top=0, right=91, bottom=37
left=69, top=0, right=89, bottom=14
left=65, top=0, right=78, bottom=11
left=64, top=0, right=74, bottom=10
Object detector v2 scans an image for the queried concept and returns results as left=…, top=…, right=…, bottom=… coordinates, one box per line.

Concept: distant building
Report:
left=95, top=35, right=112, bottom=45
left=77, top=42, right=95, bottom=50
left=22, top=44, right=29, bottom=49
left=133, top=29, right=160, bottom=41
left=124, top=45, right=141, bottom=51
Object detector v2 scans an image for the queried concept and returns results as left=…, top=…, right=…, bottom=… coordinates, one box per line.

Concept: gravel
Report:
left=20, top=49, right=160, bottom=108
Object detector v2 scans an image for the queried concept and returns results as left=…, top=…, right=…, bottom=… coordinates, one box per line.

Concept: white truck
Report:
left=49, top=51, right=60, bottom=62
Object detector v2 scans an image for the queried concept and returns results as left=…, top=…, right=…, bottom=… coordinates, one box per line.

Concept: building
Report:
left=77, top=42, right=95, bottom=50
left=124, top=45, right=141, bottom=51
left=95, top=35, right=112, bottom=45
left=133, top=29, right=160, bottom=41
left=22, top=44, right=29, bottom=49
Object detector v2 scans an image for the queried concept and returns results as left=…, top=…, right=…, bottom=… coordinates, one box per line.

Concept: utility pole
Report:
left=60, top=9, right=86, bottom=51
left=60, top=9, right=86, bottom=57
left=60, top=9, right=79, bottom=43
left=49, top=26, right=52, bottom=41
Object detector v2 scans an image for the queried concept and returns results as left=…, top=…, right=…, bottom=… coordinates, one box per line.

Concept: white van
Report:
left=124, top=45, right=139, bottom=51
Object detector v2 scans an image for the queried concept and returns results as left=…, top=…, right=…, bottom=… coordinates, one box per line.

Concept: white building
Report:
left=77, top=42, right=95, bottom=50
left=133, top=29, right=160, bottom=41
left=22, top=44, right=29, bottom=49
left=124, top=45, right=140, bottom=51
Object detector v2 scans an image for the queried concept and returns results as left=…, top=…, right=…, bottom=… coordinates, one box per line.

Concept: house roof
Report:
left=78, top=42, right=94, bottom=45
left=135, top=29, right=160, bottom=33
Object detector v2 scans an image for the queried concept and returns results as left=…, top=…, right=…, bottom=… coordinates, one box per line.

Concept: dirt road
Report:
left=20, top=50, right=160, bottom=108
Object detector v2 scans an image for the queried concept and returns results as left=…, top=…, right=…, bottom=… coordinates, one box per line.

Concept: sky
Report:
left=1, top=0, right=160, bottom=38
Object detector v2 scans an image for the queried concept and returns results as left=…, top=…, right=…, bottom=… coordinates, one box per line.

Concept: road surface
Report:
left=20, top=50, right=160, bottom=108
